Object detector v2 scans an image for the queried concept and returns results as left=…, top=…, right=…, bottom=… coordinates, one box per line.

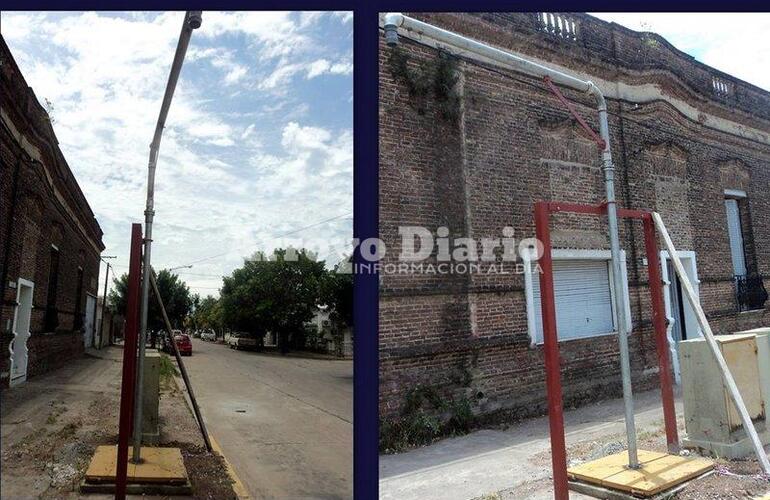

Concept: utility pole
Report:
left=133, top=10, right=201, bottom=465
left=97, top=255, right=116, bottom=349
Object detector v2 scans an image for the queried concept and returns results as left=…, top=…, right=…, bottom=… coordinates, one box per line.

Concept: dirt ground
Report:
left=0, top=348, right=236, bottom=499
left=523, top=420, right=770, bottom=499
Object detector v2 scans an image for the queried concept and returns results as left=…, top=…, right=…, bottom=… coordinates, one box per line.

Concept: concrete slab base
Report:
left=567, top=450, right=713, bottom=497
left=682, top=429, right=770, bottom=460
left=79, top=479, right=192, bottom=495
left=568, top=471, right=714, bottom=500
left=83, top=445, right=188, bottom=484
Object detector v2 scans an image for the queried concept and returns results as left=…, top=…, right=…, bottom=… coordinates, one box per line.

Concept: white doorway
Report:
left=84, top=294, right=96, bottom=349
left=660, top=251, right=702, bottom=384
left=10, top=279, right=35, bottom=387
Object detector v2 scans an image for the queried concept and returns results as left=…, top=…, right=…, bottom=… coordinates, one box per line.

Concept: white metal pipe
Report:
left=382, top=12, right=640, bottom=467
left=133, top=10, right=201, bottom=463
left=653, top=212, right=770, bottom=475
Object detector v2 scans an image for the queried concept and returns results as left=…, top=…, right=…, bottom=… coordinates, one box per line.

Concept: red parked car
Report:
left=174, top=333, right=192, bottom=356
left=162, top=330, right=192, bottom=356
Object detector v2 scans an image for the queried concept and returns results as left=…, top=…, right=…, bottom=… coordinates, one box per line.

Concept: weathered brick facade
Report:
left=379, top=13, right=770, bottom=424
left=0, top=36, right=105, bottom=386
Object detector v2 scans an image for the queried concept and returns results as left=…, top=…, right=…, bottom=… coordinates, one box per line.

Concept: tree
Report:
left=191, top=295, right=224, bottom=335
left=220, top=248, right=326, bottom=354
left=107, top=269, right=193, bottom=344
left=320, top=261, right=353, bottom=330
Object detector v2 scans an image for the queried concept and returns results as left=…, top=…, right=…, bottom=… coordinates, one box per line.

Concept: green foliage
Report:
left=387, top=47, right=461, bottom=122
left=158, top=353, right=180, bottom=390
left=191, top=295, right=224, bottom=333
left=379, top=386, right=476, bottom=453
left=320, top=260, right=354, bottom=329
left=220, top=248, right=326, bottom=354
left=107, top=269, right=193, bottom=332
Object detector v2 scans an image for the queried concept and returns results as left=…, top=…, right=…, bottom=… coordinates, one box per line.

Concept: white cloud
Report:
left=241, top=123, right=256, bottom=139
left=305, top=59, right=353, bottom=79
left=281, top=122, right=332, bottom=150
left=591, top=13, right=770, bottom=91
left=259, top=60, right=304, bottom=89
left=306, top=59, right=332, bottom=79
left=224, top=65, right=247, bottom=84
left=260, top=57, right=353, bottom=89
left=333, top=12, right=353, bottom=24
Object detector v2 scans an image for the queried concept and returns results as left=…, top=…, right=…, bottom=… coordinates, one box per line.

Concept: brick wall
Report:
left=379, top=13, right=770, bottom=423
left=0, top=36, right=104, bottom=386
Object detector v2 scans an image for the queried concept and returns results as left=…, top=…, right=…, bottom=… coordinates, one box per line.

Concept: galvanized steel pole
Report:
left=132, top=10, right=201, bottom=463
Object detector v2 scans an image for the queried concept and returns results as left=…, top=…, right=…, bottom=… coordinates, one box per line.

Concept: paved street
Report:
left=182, top=339, right=353, bottom=499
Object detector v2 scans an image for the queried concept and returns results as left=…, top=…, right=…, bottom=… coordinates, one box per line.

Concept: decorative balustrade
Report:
left=713, top=76, right=735, bottom=97
left=536, top=13, right=579, bottom=41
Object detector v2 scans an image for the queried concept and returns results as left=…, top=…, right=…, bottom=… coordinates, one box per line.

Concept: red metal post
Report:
left=534, top=202, right=569, bottom=500
left=115, top=223, right=143, bottom=500
left=642, top=216, right=679, bottom=452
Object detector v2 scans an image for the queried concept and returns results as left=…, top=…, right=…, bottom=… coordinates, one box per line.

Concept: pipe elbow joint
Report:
left=586, top=81, right=607, bottom=110
left=383, top=13, right=404, bottom=47
left=187, top=11, right=202, bottom=30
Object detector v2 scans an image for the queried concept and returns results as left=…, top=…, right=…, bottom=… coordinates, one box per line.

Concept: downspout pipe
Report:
left=133, top=10, right=201, bottom=464
left=382, top=13, right=640, bottom=468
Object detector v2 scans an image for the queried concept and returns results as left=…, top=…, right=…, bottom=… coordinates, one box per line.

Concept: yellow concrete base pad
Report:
left=567, top=449, right=713, bottom=497
left=84, top=445, right=188, bottom=484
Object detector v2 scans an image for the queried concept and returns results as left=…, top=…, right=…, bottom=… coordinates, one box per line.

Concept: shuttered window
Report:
left=532, top=259, right=615, bottom=341
left=724, top=198, right=746, bottom=277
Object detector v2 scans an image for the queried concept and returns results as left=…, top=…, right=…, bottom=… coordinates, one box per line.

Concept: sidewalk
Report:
left=380, top=388, right=684, bottom=500
left=380, top=386, right=770, bottom=499
left=0, top=346, right=235, bottom=499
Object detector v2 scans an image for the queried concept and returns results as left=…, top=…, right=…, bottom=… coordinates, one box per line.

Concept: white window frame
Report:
left=724, top=188, right=747, bottom=199
left=524, top=249, right=632, bottom=346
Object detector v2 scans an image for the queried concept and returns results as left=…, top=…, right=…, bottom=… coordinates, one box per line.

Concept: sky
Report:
left=2, top=11, right=353, bottom=298
left=591, top=13, right=770, bottom=91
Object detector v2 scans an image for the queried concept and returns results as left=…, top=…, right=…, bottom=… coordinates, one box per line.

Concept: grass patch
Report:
left=380, top=386, right=476, bottom=453
left=159, top=353, right=180, bottom=391
left=54, top=422, right=80, bottom=439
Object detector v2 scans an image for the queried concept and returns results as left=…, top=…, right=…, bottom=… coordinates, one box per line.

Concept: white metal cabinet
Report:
left=679, top=333, right=767, bottom=458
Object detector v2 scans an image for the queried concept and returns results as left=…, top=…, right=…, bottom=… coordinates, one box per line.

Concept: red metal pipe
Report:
left=543, top=76, right=606, bottom=151
left=534, top=202, right=569, bottom=500
left=547, top=202, right=604, bottom=216
left=643, top=217, right=679, bottom=452
left=115, top=223, right=143, bottom=500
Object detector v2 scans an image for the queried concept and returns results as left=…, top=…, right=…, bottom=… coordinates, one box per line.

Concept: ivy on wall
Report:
left=387, top=46, right=462, bottom=123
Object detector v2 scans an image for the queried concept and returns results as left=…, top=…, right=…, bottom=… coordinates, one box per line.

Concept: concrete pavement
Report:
left=181, top=339, right=353, bottom=499
left=380, top=388, right=684, bottom=500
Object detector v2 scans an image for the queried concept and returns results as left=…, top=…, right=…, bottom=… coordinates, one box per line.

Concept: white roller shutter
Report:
left=532, top=259, right=615, bottom=341
left=725, top=199, right=746, bottom=277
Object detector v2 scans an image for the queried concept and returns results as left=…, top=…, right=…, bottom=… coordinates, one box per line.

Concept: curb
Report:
left=169, top=370, right=250, bottom=499
left=209, top=434, right=250, bottom=499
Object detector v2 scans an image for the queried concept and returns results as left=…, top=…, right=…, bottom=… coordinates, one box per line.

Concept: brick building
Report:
left=379, top=13, right=770, bottom=426
left=0, top=36, right=105, bottom=387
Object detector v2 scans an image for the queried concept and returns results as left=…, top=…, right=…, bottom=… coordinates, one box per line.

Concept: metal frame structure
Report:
left=115, top=223, right=143, bottom=500
left=534, top=201, right=679, bottom=500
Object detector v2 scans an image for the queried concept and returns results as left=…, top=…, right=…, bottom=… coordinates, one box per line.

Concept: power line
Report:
left=175, top=271, right=225, bottom=278
left=179, top=212, right=352, bottom=267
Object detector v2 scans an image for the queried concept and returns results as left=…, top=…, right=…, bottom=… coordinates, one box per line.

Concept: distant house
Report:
left=308, top=308, right=353, bottom=357
left=0, top=36, right=105, bottom=387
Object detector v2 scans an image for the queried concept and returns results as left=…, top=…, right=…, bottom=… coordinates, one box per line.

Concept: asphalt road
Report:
left=182, top=339, right=353, bottom=499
